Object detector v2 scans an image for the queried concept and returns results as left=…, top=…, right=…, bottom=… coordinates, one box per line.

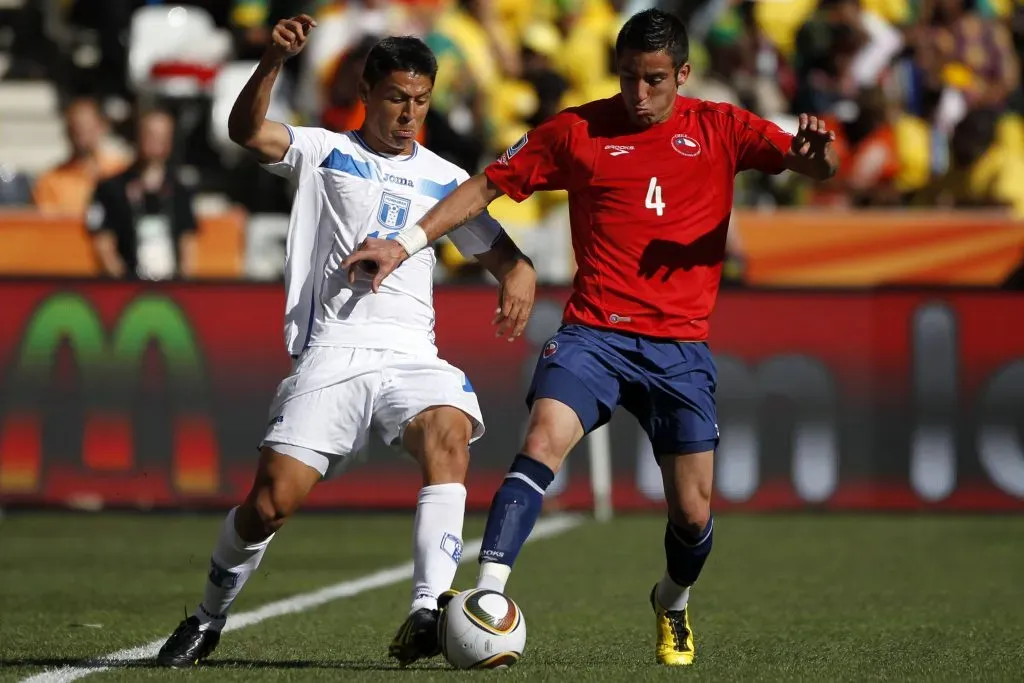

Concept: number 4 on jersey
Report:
left=645, top=177, right=665, bottom=217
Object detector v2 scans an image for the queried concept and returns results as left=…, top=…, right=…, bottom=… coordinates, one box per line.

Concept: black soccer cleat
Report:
left=156, top=615, right=221, bottom=667
left=437, top=588, right=459, bottom=610
left=388, top=608, right=441, bottom=666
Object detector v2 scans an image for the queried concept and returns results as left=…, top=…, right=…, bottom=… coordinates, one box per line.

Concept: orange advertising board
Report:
left=735, top=210, right=1024, bottom=287
left=1, top=209, right=1022, bottom=285
left=0, top=210, right=245, bottom=278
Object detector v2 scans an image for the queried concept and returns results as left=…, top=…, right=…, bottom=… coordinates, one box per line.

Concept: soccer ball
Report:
left=439, top=589, right=527, bottom=669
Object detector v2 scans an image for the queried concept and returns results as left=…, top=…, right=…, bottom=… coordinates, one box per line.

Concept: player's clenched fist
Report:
left=266, top=14, right=316, bottom=63
left=343, top=238, right=407, bottom=293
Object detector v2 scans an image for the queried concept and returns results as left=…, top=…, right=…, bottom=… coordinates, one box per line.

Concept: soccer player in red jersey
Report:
left=345, top=8, right=837, bottom=665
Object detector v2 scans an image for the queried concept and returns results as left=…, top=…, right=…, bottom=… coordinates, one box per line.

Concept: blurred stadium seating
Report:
left=0, top=0, right=1020, bottom=285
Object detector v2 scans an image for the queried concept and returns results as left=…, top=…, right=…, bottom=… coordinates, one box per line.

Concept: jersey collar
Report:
left=350, top=130, right=418, bottom=161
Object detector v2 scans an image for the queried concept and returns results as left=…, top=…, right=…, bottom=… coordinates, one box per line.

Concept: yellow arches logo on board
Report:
left=0, top=292, right=218, bottom=495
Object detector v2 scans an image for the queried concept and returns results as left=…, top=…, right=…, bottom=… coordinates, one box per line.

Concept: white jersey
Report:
left=264, top=125, right=502, bottom=357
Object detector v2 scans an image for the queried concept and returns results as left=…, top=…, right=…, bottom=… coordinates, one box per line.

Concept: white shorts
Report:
left=260, top=346, right=484, bottom=478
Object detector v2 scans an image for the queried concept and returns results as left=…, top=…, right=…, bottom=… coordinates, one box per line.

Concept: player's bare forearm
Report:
left=478, top=232, right=536, bottom=341
left=342, top=174, right=506, bottom=292
left=228, top=15, right=315, bottom=163
left=475, top=231, right=534, bottom=282
left=420, top=174, right=506, bottom=243
left=227, top=59, right=291, bottom=163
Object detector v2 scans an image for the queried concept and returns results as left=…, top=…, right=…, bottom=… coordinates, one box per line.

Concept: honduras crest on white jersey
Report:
left=378, top=191, right=411, bottom=230
left=264, top=126, right=503, bottom=357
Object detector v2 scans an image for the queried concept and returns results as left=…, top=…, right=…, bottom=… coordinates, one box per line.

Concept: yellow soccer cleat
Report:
left=650, top=585, right=695, bottom=666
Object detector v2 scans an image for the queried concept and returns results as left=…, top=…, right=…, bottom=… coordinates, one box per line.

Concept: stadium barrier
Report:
left=0, top=210, right=246, bottom=278
left=2, top=209, right=1022, bottom=286
left=1, top=281, right=1022, bottom=513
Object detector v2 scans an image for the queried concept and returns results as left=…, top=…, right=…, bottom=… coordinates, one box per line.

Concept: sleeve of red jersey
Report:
left=484, top=112, right=576, bottom=202
left=727, top=106, right=795, bottom=175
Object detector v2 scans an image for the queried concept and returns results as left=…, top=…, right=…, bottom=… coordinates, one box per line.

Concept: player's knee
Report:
left=521, top=424, right=574, bottom=473
left=245, top=480, right=302, bottom=537
left=520, top=399, right=583, bottom=472
left=521, top=430, right=559, bottom=469
left=428, top=431, right=470, bottom=482
left=238, top=448, right=318, bottom=539
left=409, top=408, right=472, bottom=484
left=255, top=488, right=297, bottom=534
left=667, top=494, right=711, bottom=538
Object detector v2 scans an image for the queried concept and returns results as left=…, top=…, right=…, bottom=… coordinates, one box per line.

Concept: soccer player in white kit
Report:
left=156, top=16, right=536, bottom=668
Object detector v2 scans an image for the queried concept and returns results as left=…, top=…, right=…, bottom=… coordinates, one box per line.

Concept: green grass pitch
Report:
left=1, top=512, right=1023, bottom=682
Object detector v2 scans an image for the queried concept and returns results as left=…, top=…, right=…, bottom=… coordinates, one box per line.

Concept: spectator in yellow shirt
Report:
left=556, top=0, right=621, bottom=104
left=922, top=108, right=1024, bottom=217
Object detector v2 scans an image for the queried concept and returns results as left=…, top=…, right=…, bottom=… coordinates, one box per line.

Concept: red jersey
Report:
left=484, top=95, right=793, bottom=341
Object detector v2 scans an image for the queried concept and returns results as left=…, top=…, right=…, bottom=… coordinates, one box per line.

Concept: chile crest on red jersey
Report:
left=671, top=134, right=701, bottom=157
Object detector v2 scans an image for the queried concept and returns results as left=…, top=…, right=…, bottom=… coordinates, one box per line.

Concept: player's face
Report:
left=617, top=49, right=689, bottom=127
left=360, top=71, right=433, bottom=155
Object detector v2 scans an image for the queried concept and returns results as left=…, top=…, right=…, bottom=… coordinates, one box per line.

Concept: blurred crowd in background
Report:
left=0, top=0, right=1022, bottom=283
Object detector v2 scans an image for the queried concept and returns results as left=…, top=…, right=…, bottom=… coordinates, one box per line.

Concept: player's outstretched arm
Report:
left=783, top=114, right=840, bottom=181
left=475, top=232, right=536, bottom=341
left=342, top=173, right=506, bottom=292
left=227, top=14, right=316, bottom=164
left=419, top=173, right=506, bottom=244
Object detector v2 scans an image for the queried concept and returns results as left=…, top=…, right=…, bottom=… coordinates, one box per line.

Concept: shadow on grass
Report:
left=1, top=657, right=448, bottom=672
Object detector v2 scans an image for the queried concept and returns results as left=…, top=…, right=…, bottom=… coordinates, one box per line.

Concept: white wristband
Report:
left=394, top=225, right=429, bottom=256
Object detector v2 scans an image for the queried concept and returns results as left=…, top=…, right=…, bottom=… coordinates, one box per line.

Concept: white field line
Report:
left=21, top=514, right=584, bottom=683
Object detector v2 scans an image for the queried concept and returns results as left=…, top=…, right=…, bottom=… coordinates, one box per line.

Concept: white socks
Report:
left=656, top=573, right=692, bottom=612
left=194, top=507, right=274, bottom=631
left=410, top=483, right=467, bottom=613
left=192, top=485, right=466, bottom=627
left=476, top=562, right=512, bottom=593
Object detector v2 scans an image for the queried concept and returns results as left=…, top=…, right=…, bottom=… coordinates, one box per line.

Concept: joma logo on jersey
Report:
left=382, top=173, right=413, bottom=188
left=377, top=192, right=411, bottom=229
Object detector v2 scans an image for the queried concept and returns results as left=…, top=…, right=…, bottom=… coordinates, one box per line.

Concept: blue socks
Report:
left=478, top=454, right=555, bottom=573
left=664, top=516, right=714, bottom=587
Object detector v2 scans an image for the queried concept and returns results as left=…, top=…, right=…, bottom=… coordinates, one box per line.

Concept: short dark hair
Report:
left=362, top=36, right=438, bottom=89
left=615, top=9, right=689, bottom=70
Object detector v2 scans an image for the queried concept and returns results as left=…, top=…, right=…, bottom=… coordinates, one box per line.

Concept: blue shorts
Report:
left=527, top=324, right=719, bottom=456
